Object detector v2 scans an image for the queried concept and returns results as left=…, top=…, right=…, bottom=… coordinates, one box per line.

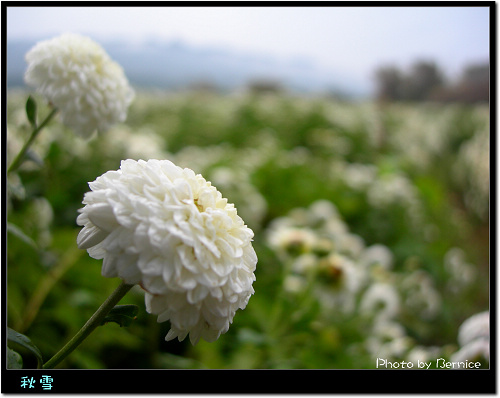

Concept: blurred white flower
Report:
left=24, top=33, right=134, bottom=138
left=366, top=320, right=412, bottom=360
left=283, top=274, right=306, bottom=294
left=367, top=174, right=418, bottom=209
left=267, top=225, right=317, bottom=256
left=406, top=345, right=442, bottom=364
left=401, top=270, right=441, bottom=320
left=104, top=125, right=167, bottom=160
left=450, top=339, right=489, bottom=363
left=77, top=159, right=257, bottom=345
left=291, top=253, right=318, bottom=274
left=454, top=125, right=489, bottom=219
left=360, top=282, right=400, bottom=321
left=342, top=163, right=377, bottom=191
left=335, top=233, right=365, bottom=259
left=316, top=253, right=365, bottom=313
left=360, top=244, right=394, bottom=270
left=444, top=247, right=476, bottom=292
left=318, top=253, right=364, bottom=292
left=209, top=167, right=268, bottom=231
left=450, top=311, right=489, bottom=363
left=457, top=311, right=489, bottom=347
left=307, top=199, right=340, bottom=223
left=372, top=319, right=406, bottom=340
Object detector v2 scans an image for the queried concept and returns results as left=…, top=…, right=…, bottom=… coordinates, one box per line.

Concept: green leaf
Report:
left=7, top=223, right=38, bottom=250
left=100, top=305, right=139, bottom=327
left=25, top=96, right=37, bottom=127
left=7, top=347, right=23, bottom=369
left=7, top=327, right=43, bottom=369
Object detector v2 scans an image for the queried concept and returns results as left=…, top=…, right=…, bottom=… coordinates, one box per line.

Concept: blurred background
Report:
left=7, top=6, right=489, bottom=100
left=6, top=5, right=490, bottom=370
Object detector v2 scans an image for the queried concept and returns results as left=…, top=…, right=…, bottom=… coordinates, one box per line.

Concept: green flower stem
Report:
left=7, top=107, right=58, bottom=174
left=42, top=282, right=134, bottom=369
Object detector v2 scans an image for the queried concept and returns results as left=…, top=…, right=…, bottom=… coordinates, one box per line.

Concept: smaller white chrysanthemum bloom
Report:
left=77, top=159, right=257, bottom=344
left=24, top=33, right=135, bottom=138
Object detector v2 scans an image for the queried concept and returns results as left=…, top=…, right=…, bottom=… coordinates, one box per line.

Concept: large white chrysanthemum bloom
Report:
left=77, top=159, right=257, bottom=344
left=24, top=33, right=134, bottom=138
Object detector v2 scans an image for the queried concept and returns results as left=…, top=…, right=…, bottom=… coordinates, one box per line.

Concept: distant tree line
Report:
left=375, top=60, right=489, bottom=104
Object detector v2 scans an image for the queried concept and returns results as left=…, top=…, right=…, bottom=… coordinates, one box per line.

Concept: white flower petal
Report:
left=101, top=255, right=118, bottom=278
left=86, top=203, right=119, bottom=232
left=187, top=285, right=209, bottom=304
left=165, top=329, right=178, bottom=341
left=77, top=225, right=108, bottom=250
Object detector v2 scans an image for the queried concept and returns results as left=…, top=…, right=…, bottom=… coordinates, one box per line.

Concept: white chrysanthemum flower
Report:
left=77, top=159, right=257, bottom=345
left=24, top=33, right=134, bottom=138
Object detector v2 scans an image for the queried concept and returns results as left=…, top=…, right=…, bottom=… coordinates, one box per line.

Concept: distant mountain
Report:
left=6, top=38, right=369, bottom=98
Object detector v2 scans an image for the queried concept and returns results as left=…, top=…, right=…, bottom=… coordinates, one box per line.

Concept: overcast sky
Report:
left=6, top=5, right=490, bottom=89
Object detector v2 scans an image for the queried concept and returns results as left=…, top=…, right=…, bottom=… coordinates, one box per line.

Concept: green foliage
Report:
left=25, top=96, right=37, bottom=128
left=7, top=327, right=43, bottom=369
left=101, top=305, right=140, bottom=327
left=7, top=89, right=489, bottom=369
left=7, top=347, right=24, bottom=369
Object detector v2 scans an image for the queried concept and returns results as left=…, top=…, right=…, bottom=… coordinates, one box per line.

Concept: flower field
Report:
left=7, top=88, right=489, bottom=369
